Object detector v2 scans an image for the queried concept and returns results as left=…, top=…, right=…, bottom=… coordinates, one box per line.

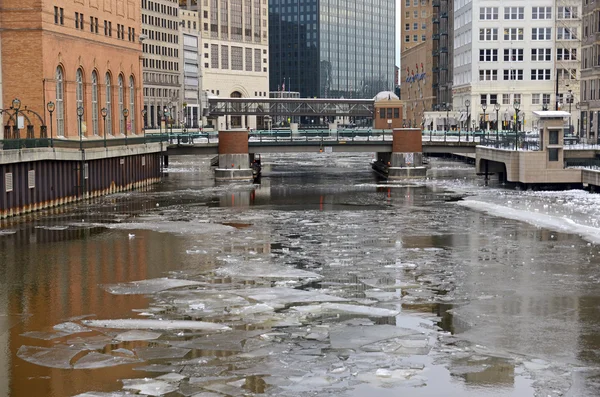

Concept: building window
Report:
left=245, top=48, right=253, bottom=71
left=231, top=46, right=243, bottom=70
left=421, top=34, right=426, bottom=41
left=221, top=45, right=229, bottom=69
left=479, top=70, right=498, bottom=81
left=504, top=7, right=524, bottom=19
left=76, top=69, right=84, bottom=130
left=92, top=71, right=99, bottom=136
left=479, top=28, right=498, bottom=41
left=129, top=76, right=135, bottom=135
left=532, top=28, right=551, bottom=40
left=504, top=28, right=523, bottom=41
left=413, top=22, right=418, bottom=30
left=558, top=6, right=578, bottom=19
left=502, top=93, right=511, bottom=105
left=413, top=35, right=418, bottom=42
left=557, top=48, right=576, bottom=61
left=118, top=75, right=124, bottom=134
left=542, top=94, right=551, bottom=104
left=531, top=48, right=552, bottom=61
left=504, top=48, right=523, bottom=61
left=479, top=49, right=498, bottom=62
left=405, top=35, right=410, bottom=42
left=56, top=66, right=64, bottom=136
left=531, top=69, right=551, bottom=80
left=479, top=7, right=498, bottom=20
left=254, top=49, right=261, bottom=71
left=211, top=44, right=219, bottom=68
left=557, top=27, right=577, bottom=40
left=503, top=69, right=523, bottom=80
left=549, top=148, right=559, bottom=161
left=532, top=93, right=541, bottom=104
left=105, top=73, right=112, bottom=135
left=532, top=7, right=551, bottom=19
left=405, top=23, right=410, bottom=31
left=54, top=7, right=64, bottom=25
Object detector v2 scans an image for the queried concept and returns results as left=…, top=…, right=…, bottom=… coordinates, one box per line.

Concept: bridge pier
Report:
left=214, top=130, right=254, bottom=182
left=387, top=128, right=427, bottom=179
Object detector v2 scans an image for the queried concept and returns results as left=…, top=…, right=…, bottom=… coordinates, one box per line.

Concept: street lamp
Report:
left=77, top=106, right=84, bottom=151
left=47, top=101, right=55, bottom=147
left=464, top=99, right=470, bottom=142
left=101, top=107, right=108, bottom=148
left=567, top=89, right=573, bottom=134
left=141, top=108, right=147, bottom=139
left=445, top=102, right=451, bottom=138
left=481, top=102, right=487, bottom=140
left=163, top=107, right=169, bottom=136
left=12, top=98, right=21, bottom=139
left=513, top=99, right=521, bottom=150
left=494, top=103, right=500, bottom=143
left=123, top=108, right=129, bottom=145
left=575, top=102, right=581, bottom=137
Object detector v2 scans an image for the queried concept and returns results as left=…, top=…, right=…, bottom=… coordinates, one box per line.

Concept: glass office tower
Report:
left=269, top=0, right=395, bottom=99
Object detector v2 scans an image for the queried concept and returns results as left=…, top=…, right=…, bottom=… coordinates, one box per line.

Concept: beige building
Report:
left=142, top=0, right=181, bottom=130
left=180, top=0, right=269, bottom=130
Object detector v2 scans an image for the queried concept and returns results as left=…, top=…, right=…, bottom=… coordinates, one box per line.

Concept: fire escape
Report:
left=432, top=0, right=452, bottom=111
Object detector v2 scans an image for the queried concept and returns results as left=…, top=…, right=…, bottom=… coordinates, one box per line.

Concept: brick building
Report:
left=0, top=0, right=143, bottom=139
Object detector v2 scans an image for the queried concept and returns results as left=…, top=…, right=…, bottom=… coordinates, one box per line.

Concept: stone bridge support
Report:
left=215, top=130, right=253, bottom=182
left=386, top=128, right=427, bottom=179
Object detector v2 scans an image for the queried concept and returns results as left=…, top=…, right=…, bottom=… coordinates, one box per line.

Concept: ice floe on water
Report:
left=459, top=199, right=600, bottom=244
left=82, top=319, right=230, bottom=331
left=103, top=277, right=203, bottom=295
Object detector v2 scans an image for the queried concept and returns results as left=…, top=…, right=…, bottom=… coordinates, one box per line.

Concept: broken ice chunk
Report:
left=104, top=278, right=203, bottom=295
left=329, top=325, right=418, bottom=349
left=135, top=346, right=191, bottom=361
left=82, top=319, right=230, bottom=332
left=17, top=346, right=85, bottom=369
left=114, top=330, right=162, bottom=342
left=53, top=322, right=92, bottom=334
left=121, top=378, right=179, bottom=396
left=291, top=303, right=399, bottom=317
left=21, top=331, right=70, bottom=340
left=73, top=352, right=140, bottom=369
left=156, top=373, right=186, bottom=382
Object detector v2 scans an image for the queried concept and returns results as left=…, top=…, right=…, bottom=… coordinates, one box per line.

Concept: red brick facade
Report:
left=218, top=131, right=249, bottom=154
left=1, top=0, right=142, bottom=139
left=374, top=100, right=403, bottom=130
left=393, top=128, right=422, bottom=153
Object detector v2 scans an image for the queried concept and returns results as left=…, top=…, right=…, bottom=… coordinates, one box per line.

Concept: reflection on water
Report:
left=0, top=154, right=598, bottom=396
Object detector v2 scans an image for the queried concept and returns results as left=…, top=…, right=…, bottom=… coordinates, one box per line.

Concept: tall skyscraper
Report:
left=141, top=0, right=181, bottom=130
left=179, top=0, right=270, bottom=130
left=579, top=1, right=596, bottom=142
left=268, top=0, right=396, bottom=99
left=452, top=1, right=581, bottom=132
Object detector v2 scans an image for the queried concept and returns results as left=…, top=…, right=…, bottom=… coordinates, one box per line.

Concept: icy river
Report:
left=1, top=153, right=600, bottom=397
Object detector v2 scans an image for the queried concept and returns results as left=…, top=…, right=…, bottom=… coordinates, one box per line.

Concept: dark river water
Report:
left=0, top=153, right=599, bottom=397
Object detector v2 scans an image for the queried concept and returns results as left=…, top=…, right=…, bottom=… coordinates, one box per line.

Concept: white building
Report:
left=452, top=0, right=581, bottom=132
left=180, top=0, right=270, bottom=130
left=180, top=9, right=202, bottom=129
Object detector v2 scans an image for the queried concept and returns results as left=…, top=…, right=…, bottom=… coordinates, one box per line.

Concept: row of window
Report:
left=142, top=58, right=180, bottom=72
left=141, top=28, right=179, bottom=45
left=404, top=10, right=428, bottom=19
left=142, top=0, right=179, bottom=17
left=479, top=6, right=578, bottom=20
left=143, top=43, right=179, bottom=58
left=53, top=7, right=136, bottom=42
left=404, top=0, right=428, bottom=7
left=378, top=107, right=401, bottom=119
left=404, top=34, right=427, bottom=43
left=479, top=48, right=577, bottom=62
left=405, top=22, right=427, bottom=31
left=141, top=14, right=179, bottom=31
left=53, top=66, right=136, bottom=137
left=479, top=69, right=575, bottom=81
left=476, top=93, right=554, bottom=106
left=479, top=27, right=577, bottom=41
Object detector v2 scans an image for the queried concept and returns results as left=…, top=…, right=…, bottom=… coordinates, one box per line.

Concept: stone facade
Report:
left=1, top=0, right=143, bottom=140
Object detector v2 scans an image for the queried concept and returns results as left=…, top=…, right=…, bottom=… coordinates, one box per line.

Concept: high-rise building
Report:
left=0, top=0, right=142, bottom=139
left=401, top=0, right=453, bottom=127
left=580, top=1, right=596, bottom=142
left=269, top=0, right=395, bottom=99
left=180, top=9, right=202, bottom=128
left=141, top=0, right=181, bottom=130
left=179, top=0, right=270, bottom=130
left=452, top=1, right=581, bottom=132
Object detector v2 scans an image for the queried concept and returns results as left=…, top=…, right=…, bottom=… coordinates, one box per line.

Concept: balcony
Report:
left=432, top=18, right=440, bottom=24
left=432, top=34, right=440, bottom=40
left=432, top=50, right=439, bottom=57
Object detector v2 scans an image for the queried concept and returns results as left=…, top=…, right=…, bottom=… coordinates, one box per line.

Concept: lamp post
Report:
left=567, top=89, right=573, bottom=134
left=464, top=99, right=470, bottom=142
left=12, top=98, right=21, bottom=140
left=513, top=100, right=521, bottom=150
left=481, top=103, right=487, bottom=141
left=142, top=108, right=147, bottom=139
left=163, top=107, right=169, bottom=136
left=123, top=108, right=129, bottom=145
left=101, top=107, right=108, bottom=148
left=77, top=106, right=84, bottom=151
left=575, top=102, right=581, bottom=138
left=445, top=103, right=450, bottom=139
left=47, top=101, right=55, bottom=147
left=494, top=103, right=500, bottom=144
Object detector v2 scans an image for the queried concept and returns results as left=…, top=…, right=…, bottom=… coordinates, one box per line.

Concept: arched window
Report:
left=105, top=73, right=112, bottom=135
left=91, top=71, right=99, bottom=135
left=118, top=75, right=124, bottom=134
left=56, top=66, right=65, bottom=136
left=129, top=76, right=136, bottom=134
left=76, top=68, right=84, bottom=136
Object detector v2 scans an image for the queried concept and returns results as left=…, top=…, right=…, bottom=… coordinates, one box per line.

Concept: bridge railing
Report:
left=249, top=129, right=393, bottom=142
